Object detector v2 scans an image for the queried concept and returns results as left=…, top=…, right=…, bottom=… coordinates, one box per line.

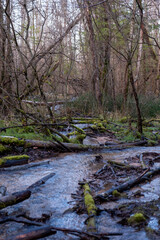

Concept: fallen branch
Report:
left=7, top=226, right=56, bottom=240
left=0, top=190, right=31, bottom=209
left=95, top=167, right=158, bottom=201
left=7, top=224, right=122, bottom=240
left=0, top=173, right=54, bottom=209
left=27, top=172, right=55, bottom=192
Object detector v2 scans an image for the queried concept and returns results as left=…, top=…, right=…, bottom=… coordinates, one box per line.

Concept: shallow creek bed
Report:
left=0, top=146, right=160, bottom=239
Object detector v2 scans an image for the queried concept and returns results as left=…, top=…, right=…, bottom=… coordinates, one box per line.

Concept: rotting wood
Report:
left=0, top=190, right=31, bottom=209
left=95, top=167, right=158, bottom=201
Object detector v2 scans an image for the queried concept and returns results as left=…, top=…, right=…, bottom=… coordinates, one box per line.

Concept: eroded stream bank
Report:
left=0, top=146, right=160, bottom=239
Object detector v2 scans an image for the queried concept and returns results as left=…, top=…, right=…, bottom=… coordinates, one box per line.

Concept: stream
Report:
left=1, top=146, right=160, bottom=239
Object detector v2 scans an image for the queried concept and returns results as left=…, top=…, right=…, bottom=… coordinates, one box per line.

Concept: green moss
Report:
left=71, top=124, right=85, bottom=134
left=83, top=184, right=97, bottom=216
left=128, top=213, right=146, bottom=225
left=0, top=136, right=25, bottom=146
left=0, top=155, right=29, bottom=166
left=120, top=117, right=128, bottom=123
left=60, top=135, right=70, bottom=143
left=112, top=190, right=121, bottom=197
left=70, top=134, right=86, bottom=144
left=0, top=144, right=11, bottom=153
left=67, top=131, right=77, bottom=137
left=136, top=132, right=141, bottom=138
left=148, top=140, right=158, bottom=146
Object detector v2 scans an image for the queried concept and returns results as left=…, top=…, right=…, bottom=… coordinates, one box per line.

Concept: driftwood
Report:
left=0, top=190, right=31, bottom=209
left=7, top=226, right=56, bottom=240
left=95, top=167, right=160, bottom=201
left=0, top=173, right=55, bottom=209
left=27, top=172, right=55, bottom=192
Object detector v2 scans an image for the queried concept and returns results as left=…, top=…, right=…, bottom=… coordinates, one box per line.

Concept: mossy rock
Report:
left=128, top=213, right=146, bottom=225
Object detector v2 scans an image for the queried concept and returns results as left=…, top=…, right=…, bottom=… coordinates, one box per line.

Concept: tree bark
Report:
left=128, top=64, right=143, bottom=133
left=0, top=190, right=31, bottom=209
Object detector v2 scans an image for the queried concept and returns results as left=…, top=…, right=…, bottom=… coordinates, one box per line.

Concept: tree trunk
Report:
left=128, top=64, right=143, bottom=133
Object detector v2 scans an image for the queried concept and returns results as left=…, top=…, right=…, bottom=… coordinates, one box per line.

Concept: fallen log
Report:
left=0, top=190, right=31, bottom=209
left=0, top=155, right=29, bottom=168
left=95, top=167, right=160, bottom=201
left=0, top=173, right=54, bottom=209
left=7, top=224, right=122, bottom=240
left=7, top=226, right=56, bottom=240
left=27, top=172, right=55, bottom=192
left=82, top=183, right=97, bottom=233
left=0, top=136, right=148, bottom=152
left=0, top=159, right=50, bottom=171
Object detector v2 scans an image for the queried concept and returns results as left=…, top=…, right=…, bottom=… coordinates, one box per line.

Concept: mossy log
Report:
left=1, top=159, right=50, bottom=171
left=0, top=190, right=31, bottom=209
left=0, top=155, right=29, bottom=168
left=0, top=136, right=25, bottom=146
left=0, top=136, right=148, bottom=152
left=96, top=167, right=160, bottom=201
left=0, top=144, right=11, bottom=154
left=83, top=183, right=97, bottom=233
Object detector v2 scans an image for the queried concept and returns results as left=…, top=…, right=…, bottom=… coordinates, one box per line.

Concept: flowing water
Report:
left=0, top=146, right=160, bottom=239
